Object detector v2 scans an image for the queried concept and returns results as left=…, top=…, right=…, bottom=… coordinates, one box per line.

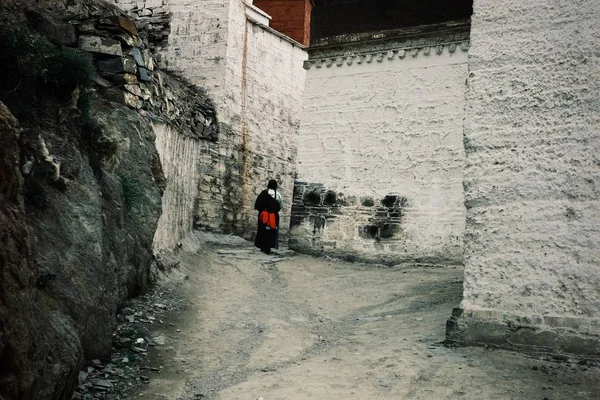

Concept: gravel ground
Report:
left=79, top=232, right=600, bottom=400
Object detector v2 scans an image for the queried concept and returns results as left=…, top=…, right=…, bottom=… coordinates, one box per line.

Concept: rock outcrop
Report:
left=0, top=0, right=218, bottom=398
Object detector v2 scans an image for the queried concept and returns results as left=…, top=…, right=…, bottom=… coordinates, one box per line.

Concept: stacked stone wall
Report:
left=113, top=0, right=229, bottom=100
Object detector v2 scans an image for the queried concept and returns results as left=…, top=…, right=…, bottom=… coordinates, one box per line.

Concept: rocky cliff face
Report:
left=0, top=0, right=217, bottom=398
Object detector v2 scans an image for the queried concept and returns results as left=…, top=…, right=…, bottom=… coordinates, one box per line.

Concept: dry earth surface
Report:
left=122, top=233, right=599, bottom=400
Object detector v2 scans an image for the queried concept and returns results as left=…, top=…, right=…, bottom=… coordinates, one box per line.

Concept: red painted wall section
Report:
left=253, top=0, right=312, bottom=46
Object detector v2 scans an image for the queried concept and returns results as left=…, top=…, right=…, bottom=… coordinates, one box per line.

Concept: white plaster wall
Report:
left=293, top=46, right=468, bottom=264
left=162, top=0, right=230, bottom=102
left=114, top=0, right=230, bottom=101
left=241, top=21, right=308, bottom=239
left=152, top=123, right=202, bottom=251
left=212, top=0, right=307, bottom=239
left=462, top=0, right=600, bottom=319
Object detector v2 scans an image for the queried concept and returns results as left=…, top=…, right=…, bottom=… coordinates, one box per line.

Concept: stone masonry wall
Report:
left=291, top=27, right=469, bottom=265
left=114, top=0, right=308, bottom=240
left=446, top=0, right=600, bottom=357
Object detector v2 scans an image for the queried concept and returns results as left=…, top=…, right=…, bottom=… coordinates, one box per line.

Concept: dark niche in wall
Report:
left=323, top=190, right=337, bottom=205
left=311, top=0, right=473, bottom=43
left=358, top=194, right=407, bottom=242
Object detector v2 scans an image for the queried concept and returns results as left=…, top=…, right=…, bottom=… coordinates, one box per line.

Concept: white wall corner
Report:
left=245, top=2, right=271, bottom=27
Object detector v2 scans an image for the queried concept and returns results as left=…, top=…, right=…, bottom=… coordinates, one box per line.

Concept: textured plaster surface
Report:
left=161, top=0, right=229, bottom=101
left=113, top=0, right=229, bottom=100
left=152, top=123, right=202, bottom=251
left=292, top=38, right=468, bottom=264
left=240, top=22, right=308, bottom=239
left=462, top=0, right=600, bottom=322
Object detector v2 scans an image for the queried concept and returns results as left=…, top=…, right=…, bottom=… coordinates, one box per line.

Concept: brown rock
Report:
left=124, top=92, right=143, bottom=109
left=111, top=73, right=138, bottom=85
left=124, top=84, right=143, bottom=98
left=106, top=15, right=138, bottom=35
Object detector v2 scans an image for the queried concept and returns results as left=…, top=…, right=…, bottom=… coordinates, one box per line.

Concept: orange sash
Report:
left=259, top=210, right=277, bottom=229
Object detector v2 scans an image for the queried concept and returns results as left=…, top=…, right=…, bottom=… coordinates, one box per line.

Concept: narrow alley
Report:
left=117, top=233, right=599, bottom=400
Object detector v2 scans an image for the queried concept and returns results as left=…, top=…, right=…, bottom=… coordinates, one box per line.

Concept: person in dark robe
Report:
left=254, top=180, right=281, bottom=254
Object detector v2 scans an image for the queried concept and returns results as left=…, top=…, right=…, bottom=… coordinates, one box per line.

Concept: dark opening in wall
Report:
left=361, top=196, right=375, bottom=207
left=311, top=0, right=473, bottom=43
left=360, top=224, right=379, bottom=239
left=323, top=190, right=337, bottom=205
left=381, top=194, right=398, bottom=208
left=302, top=186, right=322, bottom=206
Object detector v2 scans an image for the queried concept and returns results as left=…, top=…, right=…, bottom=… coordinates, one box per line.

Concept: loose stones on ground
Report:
left=71, top=288, right=183, bottom=399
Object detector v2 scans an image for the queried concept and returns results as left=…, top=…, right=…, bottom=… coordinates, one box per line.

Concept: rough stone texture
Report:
left=146, top=0, right=229, bottom=96
left=107, top=0, right=170, bottom=51
left=78, top=35, right=123, bottom=56
left=0, top=99, right=162, bottom=400
left=0, top=102, right=73, bottom=400
left=253, top=0, right=312, bottom=46
left=0, top=1, right=176, bottom=397
left=291, top=27, right=469, bottom=265
left=449, top=0, right=600, bottom=356
left=26, top=9, right=77, bottom=46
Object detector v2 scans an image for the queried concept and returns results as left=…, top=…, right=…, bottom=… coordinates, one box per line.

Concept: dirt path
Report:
left=130, top=234, right=599, bottom=400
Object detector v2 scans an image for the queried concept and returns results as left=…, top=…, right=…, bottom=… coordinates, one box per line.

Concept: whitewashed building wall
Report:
left=446, top=0, right=600, bottom=357
left=291, top=27, right=470, bottom=265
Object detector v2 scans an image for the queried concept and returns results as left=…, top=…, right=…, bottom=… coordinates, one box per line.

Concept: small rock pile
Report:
left=71, top=289, right=184, bottom=399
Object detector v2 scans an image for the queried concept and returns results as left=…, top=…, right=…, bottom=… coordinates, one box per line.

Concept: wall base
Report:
left=446, top=308, right=600, bottom=360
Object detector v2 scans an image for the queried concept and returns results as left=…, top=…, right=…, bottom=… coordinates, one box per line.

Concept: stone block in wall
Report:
left=446, top=309, right=600, bottom=358
left=144, top=0, right=163, bottom=9
left=97, top=57, right=136, bottom=74
left=79, top=35, right=123, bottom=56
